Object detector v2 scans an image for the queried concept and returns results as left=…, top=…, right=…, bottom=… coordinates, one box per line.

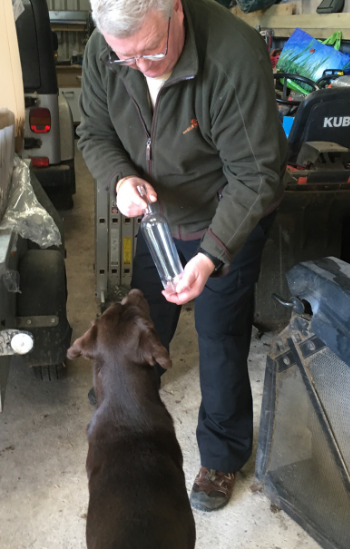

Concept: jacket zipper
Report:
left=147, top=76, right=195, bottom=176
left=112, top=76, right=153, bottom=173
left=146, top=137, right=152, bottom=173
left=106, top=65, right=195, bottom=177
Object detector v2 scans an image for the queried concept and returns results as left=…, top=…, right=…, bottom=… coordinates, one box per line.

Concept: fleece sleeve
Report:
left=76, top=35, right=139, bottom=192
left=200, top=37, right=288, bottom=268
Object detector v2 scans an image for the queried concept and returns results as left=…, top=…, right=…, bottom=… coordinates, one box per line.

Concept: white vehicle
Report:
left=16, top=0, right=75, bottom=209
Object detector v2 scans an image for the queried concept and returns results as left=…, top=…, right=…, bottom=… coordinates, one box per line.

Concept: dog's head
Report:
left=67, top=289, right=172, bottom=371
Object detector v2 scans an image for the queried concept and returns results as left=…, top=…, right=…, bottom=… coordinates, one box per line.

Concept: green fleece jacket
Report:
left=77, top=0, right=288, bottom=268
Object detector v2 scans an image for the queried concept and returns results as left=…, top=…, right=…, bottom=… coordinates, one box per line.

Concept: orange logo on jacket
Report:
left=183, top=119, right=198, bottom=134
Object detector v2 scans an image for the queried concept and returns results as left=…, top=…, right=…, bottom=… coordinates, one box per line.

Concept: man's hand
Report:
left=116, top=177, right=157, bottom=217
left=163, top=253, right=215, bottom=305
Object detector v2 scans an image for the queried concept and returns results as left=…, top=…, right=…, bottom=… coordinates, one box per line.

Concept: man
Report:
left=77, top=0, right=288, bottom=512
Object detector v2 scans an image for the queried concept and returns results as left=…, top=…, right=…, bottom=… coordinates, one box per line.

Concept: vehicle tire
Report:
left=44, top=187, right=74, bottom=211
left=17, top=250, right=72, bottom=368
left=32, top=362, right=67, bottom=381
left=64, top=158, right=76, bottom=195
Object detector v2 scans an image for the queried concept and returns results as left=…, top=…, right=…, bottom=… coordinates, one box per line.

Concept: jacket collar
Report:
left=168, top=0, right=198, bottom=83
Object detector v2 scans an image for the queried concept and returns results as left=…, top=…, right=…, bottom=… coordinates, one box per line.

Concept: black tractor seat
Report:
left=281, top=87, right=350, bottom=188
left=288, top=87, right=350, bottom=165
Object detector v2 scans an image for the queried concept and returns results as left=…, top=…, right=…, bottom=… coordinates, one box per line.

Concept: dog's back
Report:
left=67, top=289, right=196, bottom=549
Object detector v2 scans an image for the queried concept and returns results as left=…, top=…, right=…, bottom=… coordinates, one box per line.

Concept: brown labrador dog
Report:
left=67, top=289, right=196, bottom=549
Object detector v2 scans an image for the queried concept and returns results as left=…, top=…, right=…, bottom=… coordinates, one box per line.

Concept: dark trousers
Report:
left=131, top=212, right=275, bottom=473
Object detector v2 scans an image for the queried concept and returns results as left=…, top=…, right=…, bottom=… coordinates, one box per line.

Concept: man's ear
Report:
left=139, top=329, right=172, bottom=370
left=174, top=0, right=184, bottom=16
left=67, top=323, right=98, bottom=361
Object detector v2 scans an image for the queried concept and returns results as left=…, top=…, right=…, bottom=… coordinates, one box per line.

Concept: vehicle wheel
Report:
left=64, top=157, right=76, bottom=195
left=32, top=362, right=67, bottom=381
left=17, top=250, right=72, bottom=368
left=44, top=187, right=74, bottom=211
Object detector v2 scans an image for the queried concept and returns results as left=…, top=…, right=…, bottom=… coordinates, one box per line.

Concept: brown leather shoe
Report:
left=190, top=467, right=235, bottom=512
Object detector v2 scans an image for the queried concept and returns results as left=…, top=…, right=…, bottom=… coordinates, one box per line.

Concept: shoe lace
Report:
left=205, top=469, right=234, bottom=483
left=208, top=469, right=217, bottom=481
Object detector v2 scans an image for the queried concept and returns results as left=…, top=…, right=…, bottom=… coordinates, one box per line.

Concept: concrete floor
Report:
left=0, top=148, right=322, bottom=549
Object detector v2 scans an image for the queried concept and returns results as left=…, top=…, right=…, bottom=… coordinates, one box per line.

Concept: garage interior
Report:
left=1, top=0, right=350, bottom=548
left=0, top=148, right=323, bottom=549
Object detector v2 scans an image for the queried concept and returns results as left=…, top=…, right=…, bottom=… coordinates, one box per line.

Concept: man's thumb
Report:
left=175, top=271, right=193, bottom=294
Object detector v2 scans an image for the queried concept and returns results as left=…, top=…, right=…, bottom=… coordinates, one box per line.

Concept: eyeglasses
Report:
left=107, top=17, right=171, bottom=66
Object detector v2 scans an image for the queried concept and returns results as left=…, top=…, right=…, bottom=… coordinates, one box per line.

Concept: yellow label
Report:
left=123, top=237, right=132, bottom=265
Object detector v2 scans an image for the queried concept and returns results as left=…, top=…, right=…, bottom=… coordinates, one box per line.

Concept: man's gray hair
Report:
left=90, top=0, right=173, bottom=37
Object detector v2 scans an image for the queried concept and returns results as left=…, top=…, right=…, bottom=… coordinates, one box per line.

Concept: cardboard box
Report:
left=0, top=0, right=25, bottom=151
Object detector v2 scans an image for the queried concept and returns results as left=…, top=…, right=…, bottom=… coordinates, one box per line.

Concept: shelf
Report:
left=231, top=5, right=350, bottom=39
left=49, top=10, right=90, bottom=33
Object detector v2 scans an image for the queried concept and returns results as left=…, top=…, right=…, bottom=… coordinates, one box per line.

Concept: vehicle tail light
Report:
left=29, top=108, right=51, bottom=133
left=30, top=157, right=49, bottom=168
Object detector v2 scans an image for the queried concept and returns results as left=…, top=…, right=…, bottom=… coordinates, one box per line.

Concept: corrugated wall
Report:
left=47, top=0, right=91, bottom=62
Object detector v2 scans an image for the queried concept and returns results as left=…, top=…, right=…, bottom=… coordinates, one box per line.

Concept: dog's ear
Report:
left=139, top=328, right=172, bottom=370
left=67, top=322, right=98, bottom=361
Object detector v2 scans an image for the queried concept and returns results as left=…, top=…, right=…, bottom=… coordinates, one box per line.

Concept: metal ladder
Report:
left=95, top=180, right=141, bottom=307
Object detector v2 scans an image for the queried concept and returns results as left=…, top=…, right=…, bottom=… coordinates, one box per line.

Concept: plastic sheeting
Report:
left=0, top=156, right=62, bottom=249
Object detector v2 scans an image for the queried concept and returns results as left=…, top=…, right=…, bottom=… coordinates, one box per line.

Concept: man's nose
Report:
left=135, top=57, right=152, bottom=73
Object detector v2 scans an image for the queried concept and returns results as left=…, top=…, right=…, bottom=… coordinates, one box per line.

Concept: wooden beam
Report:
left=51, top=23, right=86, bottom=32
left=230, top=10, right=350, bottom=40
left=267, top=27, right=350, bottom=39
left=231, top=3, right=297, bottom=19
